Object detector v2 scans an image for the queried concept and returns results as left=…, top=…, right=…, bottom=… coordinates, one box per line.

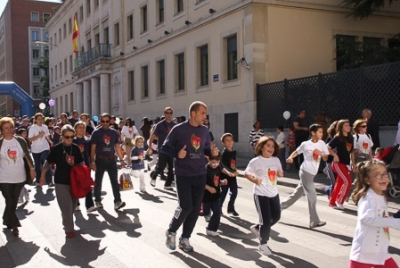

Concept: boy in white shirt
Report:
left=281, top=124, right=330, bottom=229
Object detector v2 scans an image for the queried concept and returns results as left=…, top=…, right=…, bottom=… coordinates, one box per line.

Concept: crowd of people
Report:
left=1, top=105, right=400, bottom=267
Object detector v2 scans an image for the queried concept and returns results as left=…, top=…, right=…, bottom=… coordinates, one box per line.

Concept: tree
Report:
left=38, top=55, right=49, bottom=97
left=342, top=0, right=398, bottom=19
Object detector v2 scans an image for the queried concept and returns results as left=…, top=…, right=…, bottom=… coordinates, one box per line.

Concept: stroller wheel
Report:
left=388, top=185, right=400, bottom=198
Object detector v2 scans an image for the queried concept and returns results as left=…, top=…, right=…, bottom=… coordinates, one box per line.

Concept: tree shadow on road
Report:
left=44, top=234, right=106, bottom=268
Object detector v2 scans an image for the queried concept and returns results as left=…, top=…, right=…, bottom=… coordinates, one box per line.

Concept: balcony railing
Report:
left=74, top=43, right=111, bottom=71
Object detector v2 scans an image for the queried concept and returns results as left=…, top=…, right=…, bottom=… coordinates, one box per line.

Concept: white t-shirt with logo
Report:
left=244, top=156, right=282, bottom=198
left=28, top=124, right=50, bottom=153
left=297, top=140, right=330, bottom=176
left=0, top=138, right=25, bottom=183
left=353, top=133, right=373, bottom=154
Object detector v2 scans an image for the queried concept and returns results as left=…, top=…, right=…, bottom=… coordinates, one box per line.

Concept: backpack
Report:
left=70, top=164, right=96, bottom=198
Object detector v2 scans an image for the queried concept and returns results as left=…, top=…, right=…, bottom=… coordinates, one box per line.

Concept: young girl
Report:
left=349, top=160, right=400, bottom=268
left=244, top=136, right=283, bottom=256
left=328, top=119, right=355, bottom=210
left=131, top=136, right=146, bottom=193
left=353, top=119, right=373, bottom=164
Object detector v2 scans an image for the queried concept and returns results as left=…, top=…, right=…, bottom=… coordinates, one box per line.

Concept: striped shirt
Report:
left=249, top=128, right=264, bottom=147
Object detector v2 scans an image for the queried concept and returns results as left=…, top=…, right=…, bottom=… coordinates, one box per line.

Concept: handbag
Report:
left=119, top=169, right=134, bottom=190
left=125, top=137, right=132, bottom=146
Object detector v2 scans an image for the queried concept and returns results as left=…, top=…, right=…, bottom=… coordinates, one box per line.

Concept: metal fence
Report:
left=257, top=61, right=400, bottom=128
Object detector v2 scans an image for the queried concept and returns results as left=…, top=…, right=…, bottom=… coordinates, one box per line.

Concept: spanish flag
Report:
left=72, top=16, right=79, bottom=54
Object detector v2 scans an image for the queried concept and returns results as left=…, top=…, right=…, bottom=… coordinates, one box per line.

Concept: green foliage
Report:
left=342, top=0, right=398, bottom=19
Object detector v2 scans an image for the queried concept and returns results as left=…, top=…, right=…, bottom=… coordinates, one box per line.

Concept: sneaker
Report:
left=87, top=206, right=98, bottom=213
left=164, top=185, right=173, bottom=190
left=150, top=179, right=156, bottom=187
left=165, top=231, right=176, bottom=250
left=228, top=210, right=239, bottom=216
left=25, top=193, right=29, bottom=202
left=250, top=224, right=260, bottom=236
left=140, top=189, right=147, bottom=193
left=309, top=221, right=326, bottom=229
left=206, top=229, right=219, bottom=237
left=204, top=213, right=211, bottom=222
left=114, top=201, right=126, bottom=210
left=95, top=202, right=103, bottom=208
left=334, top=201, right=345, bottom=210
left=259, top=243, right=272, bottom=256
left=179, top=237, right=194, bottom=252
left=18, top=197, right=24, bottom=203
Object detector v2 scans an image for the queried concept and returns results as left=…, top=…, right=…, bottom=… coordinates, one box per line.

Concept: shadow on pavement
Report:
left=31, top=187, right=55, bottom=206
left=135, top=191, right=164, bottom=203
left=0, top=232, right=40, bottom=267
left=97, top=208, right=142, bottom=238
left=44, top=234, right=106, bottom=268
left=171, top=250, right=232, bottom=268
left=269, top=251, right=319, bottom=268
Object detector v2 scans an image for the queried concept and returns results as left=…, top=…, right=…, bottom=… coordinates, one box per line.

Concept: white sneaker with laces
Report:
left=206, top=229, right=219, bottom=236
left=165, top=231, right=176, bottom=250
left=204, top=212, right=211, bottom=222
left=335, top=201, right=345, bottom=210
left=179, top=238, right=194, bottom=252
left=259, top=243, right=272, bottom=256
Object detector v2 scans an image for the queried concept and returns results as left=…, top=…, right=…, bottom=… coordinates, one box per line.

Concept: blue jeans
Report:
left=168, top=175, right=206, bottom=238
left=94, top=157, right=121, bottom=204
left=32, top=150, right=52, bottom=184
left=203, top=198, right=221, bottom=232
left=220, top=177, right=238, bottom=212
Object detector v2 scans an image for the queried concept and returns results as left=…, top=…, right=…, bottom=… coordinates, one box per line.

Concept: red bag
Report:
left=70, top=165, right=96, bottom=198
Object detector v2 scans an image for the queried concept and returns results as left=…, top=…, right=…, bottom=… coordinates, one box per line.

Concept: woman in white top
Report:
left=349, top=160, right=400, bottom=267
left=28, top=113, right=53, bottom=186
left=121, top=117, right=139, bottom=164
left=0, top=117, right=35, bottom=236
left=353, top=119, right=373, bottom=164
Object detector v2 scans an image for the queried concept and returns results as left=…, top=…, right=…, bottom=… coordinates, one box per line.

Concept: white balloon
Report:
left=283, top=111, right=291, bottom=120
left=39, top=102, right=46, bottom=110
left=115, top=117, right=121, bottom=124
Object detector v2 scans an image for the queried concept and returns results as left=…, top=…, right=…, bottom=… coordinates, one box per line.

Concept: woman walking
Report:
left=0, top=117, right=35, bottom=236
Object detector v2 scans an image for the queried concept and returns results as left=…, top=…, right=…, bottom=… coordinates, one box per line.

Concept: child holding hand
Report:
left=244, top=136, right=283, bottom=256
left=130, top=136, right=147, bottom=193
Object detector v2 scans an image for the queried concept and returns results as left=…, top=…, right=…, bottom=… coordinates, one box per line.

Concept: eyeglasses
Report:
left=164, top=112, right=173, bottom=115
left=63, top=135, right=74, bottom=139
left=101, top=120, right=110, bottom=123
left=360, top=125, right=367, bottom=128
left=371, top=173, right=389, bottom=180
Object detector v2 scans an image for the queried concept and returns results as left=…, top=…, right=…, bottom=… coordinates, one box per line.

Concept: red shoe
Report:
left=65, top=232, right=75, bottom=238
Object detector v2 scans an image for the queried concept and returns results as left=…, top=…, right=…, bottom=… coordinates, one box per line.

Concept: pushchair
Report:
left=381, top=145, right=400, bottom=198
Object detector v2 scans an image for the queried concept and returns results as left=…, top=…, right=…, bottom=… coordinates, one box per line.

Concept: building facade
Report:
left=0, top=0, right=60, bottom=116
left=47, top=0, right=400, bottom=156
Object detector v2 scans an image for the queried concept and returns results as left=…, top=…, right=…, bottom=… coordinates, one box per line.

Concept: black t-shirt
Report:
left=328, top=135, right=354, bottom=165
left=47, top=142, right=83, bottom=184
left=203, top=165, right=222, bottom=202
left=220, top=148, right=237, bottom=180
left=293, top=116, right=309, bottom=142
left=73, top=137, right=90, bottom=166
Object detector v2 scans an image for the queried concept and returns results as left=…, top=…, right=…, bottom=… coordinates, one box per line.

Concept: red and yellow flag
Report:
left=72, top=16, right=79, bottom=54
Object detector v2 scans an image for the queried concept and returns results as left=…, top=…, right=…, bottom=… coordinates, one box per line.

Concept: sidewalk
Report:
left=235, top=157, right=400, bottom=211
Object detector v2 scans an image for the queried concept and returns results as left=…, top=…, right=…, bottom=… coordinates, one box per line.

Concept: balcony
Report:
left=74, top=43, right=111, bottom=71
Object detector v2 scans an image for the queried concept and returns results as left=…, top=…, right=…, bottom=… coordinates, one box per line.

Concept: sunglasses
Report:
left=359, top=125, right=367, bottom=128
left=101, top=120, right=110, bottom=123
left=63, top=135, right=74, bottom=139
left=164, top=112, right=173, bottom=115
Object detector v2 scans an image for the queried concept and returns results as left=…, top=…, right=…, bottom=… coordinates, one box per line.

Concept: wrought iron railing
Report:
left=74, top=43, right=111, bottom=70
left=257, top=61, right=400, bottom=128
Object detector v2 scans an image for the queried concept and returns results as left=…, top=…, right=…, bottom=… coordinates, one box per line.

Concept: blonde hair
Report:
left=134, top=135, right=144, bottom=146
left=352, top=119, right=367, bottom=134
left=0, top=117, right=14, bottom=131
left=351, top=160, right=387, bottom=205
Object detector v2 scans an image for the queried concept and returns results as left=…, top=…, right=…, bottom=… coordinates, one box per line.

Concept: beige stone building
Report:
left=47, top=0, right=400, bottom=155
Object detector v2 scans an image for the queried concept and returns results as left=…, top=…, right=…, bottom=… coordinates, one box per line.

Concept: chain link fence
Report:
left=257, top=61, right=400, bottom=128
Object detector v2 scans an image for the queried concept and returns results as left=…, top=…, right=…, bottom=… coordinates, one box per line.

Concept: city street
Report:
left=1, top=169, right=400, bottom=268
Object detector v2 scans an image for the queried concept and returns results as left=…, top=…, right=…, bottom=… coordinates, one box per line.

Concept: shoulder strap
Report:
left=356, top=134, right=359, bottom=142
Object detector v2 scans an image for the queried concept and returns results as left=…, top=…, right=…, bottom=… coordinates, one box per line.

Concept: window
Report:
left=127, top=15, right=133, bottom=40
left=31, top=31, right=39, bottom=41
left=86, top=0, right=91, bottom=15
left=141, top=5, right=148, bottom=33
left=50, top=68, right=53, bottom=82
left=63, top=23, right=67, bottom=39
left=87, top=39, right=91, bottom=49
left=59, top=28, right=62, bottom=42
left=176, top=0, right=184, bottom=14
left=114, top=23, right=120, bottom=45
left=68, top=18, right=72, bottom=33
left=55, top=65, right=58, bottom=80
left=104, top=27, right=109, bottom=44
left=95, top=34, right=100, bottom=46
left=224, top=113, right=239, bottom=142
left=389, top=38, right=400, bottom=49
left=157, top=0, right=165, bottom=24
left=79, top=5, right=84, bottom=22
left=32, top=49, right=40, bottom=59
left=336, top=35, right=357, bottom=71
left=128, top=70, right=134, bottom=100
left=69, top=55, right=73, bottom=72
left=43, top=31, right=49, bottom=41
left=64, top=59, right=68, bottom=75
left=226, top=35, right=238, bottom=80
left=199, top=45, right=209, bottom=86
left=176, top=53, right=185, bottom=91
left=157, top=60, right=165, bottom=95
left=44, top=49, right=49, bottom=56
left=31, top=12, right=39, bottom=22
left=94, top=0, right=99, bottom=8
left=33, top=85, right=40, bottom=94
left=141, top=66, right=149, bottom=98
left=43, top=13, right=51, bottom=23
left=59, top=62, right=62, bottom=78
left=363, top=37, right=382, bottom=66
left=33, top=67, right=40, bottom=77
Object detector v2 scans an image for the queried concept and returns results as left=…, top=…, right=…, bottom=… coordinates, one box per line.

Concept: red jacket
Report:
left=70, top=165, right=95, bottom=198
